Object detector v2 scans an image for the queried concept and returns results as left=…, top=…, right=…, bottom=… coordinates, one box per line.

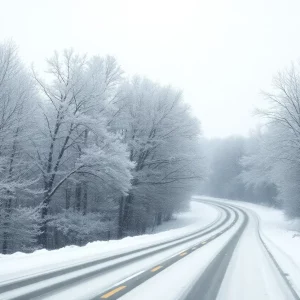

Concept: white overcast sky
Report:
left=1, top=0, right=300, bottom=137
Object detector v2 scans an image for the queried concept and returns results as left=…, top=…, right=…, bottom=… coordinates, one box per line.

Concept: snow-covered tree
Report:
left=0, top=41, right=39, bottom=253
left=115, top=77, right=203, bottom=237
left=201, top=137, right=246, bottom=199
left=0, top=42, right=204, bottom=253
left=199, top=133, right=277, bottom=205
left=242, top=63, right=300, bottom=216
left=32, top=50, right=133, bottom=247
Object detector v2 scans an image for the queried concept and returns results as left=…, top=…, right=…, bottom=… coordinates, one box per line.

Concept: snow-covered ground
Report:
left=117, top=196, right=299, bottom=300
left=32, top=207, right=235, bottom=300
left=0, top=201, right=218, bottom=283
left=217, top=207, right=295, bottom=300
left=198, top=195, right=300, bottom=297
left=148, top=202, right=215, bottom=234
left=4, top=196, right=298, bottom=300
left=118, top=208, right=245, bottom=300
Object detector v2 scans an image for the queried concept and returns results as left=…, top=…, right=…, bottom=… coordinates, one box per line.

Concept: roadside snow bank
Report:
left=0, top=201, right=218, bottom=282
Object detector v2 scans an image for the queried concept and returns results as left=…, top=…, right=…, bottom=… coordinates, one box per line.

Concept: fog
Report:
left=1, top=0, right=300, bottom=249
left=2, top=0, right=300, bottom=137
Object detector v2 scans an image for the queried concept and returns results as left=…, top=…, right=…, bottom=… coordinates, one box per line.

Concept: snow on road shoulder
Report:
left=196, top=195, right=300, bottom=296
left=0, top=201, right=218, bottom=283
left=118, top=206, right=244, bottom=300
left=149, top=201, right=218, bottom=234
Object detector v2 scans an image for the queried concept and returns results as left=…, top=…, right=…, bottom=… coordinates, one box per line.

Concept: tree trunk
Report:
left=2, top=129, right=19, bottom=254
left=75, top=182, right=82, bottom=212
left=82, top=129, right=88, bottom=215
left=65, top=184, right=71, bottom=210
left=2, top=198, right=12, bottom=254
left=39, top=199, right=49, bottom=248
left=121, top=194, right=133, bottom=236
left=2, top=232, right=9, bottom=254
left=117, top=197, right=124, bottom=239
left=141, top=221, right=147, bottom=234
left=82, top=181, right=88, bottom=215
left=156, top=212, right=162, bottom=226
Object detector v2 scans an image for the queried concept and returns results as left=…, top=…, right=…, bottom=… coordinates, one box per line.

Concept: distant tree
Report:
left=200, top=134, right=277, bottom=205
left=201, top=137, right=246, bottom=199
left=242, top=63, right=300, bottom=216
left=240, top=129, right=277, bottom=205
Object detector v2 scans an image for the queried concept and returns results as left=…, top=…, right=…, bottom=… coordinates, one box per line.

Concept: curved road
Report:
left=0, top=199, right=298, bottom=300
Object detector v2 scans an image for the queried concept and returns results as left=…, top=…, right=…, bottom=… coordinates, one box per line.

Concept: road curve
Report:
left=106, top=199, right=300, bottom=300
left=182, top=204, right=248, bottom=300
left=2, top=199, right=294, bottom=300
left=0, top=202, right=234, bottom=300
left=182, top=199, right=300, bottom=300
left=92, top=203, right=239, bottom=300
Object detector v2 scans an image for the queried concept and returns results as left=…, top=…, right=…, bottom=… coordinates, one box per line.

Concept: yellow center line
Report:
left=201, top=241, right=207, bottom=245
left=192, top=247, right=197, bottom=250
left=179, top=252, right=188, bottom=256
left=151, top=265, right=163, bottom=272
left=101, top=286, right=126, bottom=298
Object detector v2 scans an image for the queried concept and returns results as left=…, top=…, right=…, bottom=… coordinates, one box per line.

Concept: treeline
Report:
left=201, top=62, right=300, bottom=220
left=200, top=136, right=277, bottom=205
left=0, top=41, right=203, bottom=254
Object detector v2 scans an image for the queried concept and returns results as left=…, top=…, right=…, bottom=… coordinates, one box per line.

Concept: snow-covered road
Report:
left=1, top=198, right=300, bottom=300
left=217, top=208, right=295, bottom=300
left=115, top=199, right=299, bottom=300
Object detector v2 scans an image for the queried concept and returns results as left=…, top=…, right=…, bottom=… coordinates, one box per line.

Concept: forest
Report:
left=201, top=63, right=300, bottom=220
left=1, top=39, right=300, bottom=255
left=0, top=41, right=203, bottom=254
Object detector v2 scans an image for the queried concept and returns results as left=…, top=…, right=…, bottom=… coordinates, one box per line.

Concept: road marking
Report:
left=170, top=249, right=188, bottom=258
left=179, top=252, right=188, bottom=256
left=170, top=253, right=180, bottom=258
left=151, top=265, right=163, bottom=272
left=201, top=241, right=207, bottom=244
left=101, top=286, right=126, bottom=298
left=113, top=270, right=145, bottom=286
left=192, top=247, right=197, bottom=250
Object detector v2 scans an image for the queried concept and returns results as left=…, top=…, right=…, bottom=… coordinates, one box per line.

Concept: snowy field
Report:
left=0, top=201, right=218, bottom=282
